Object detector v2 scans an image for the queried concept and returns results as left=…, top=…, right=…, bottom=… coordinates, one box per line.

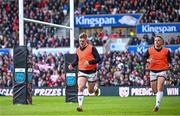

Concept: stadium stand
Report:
left=77, top=0, right=179, bottom=23
left=0, top=0, right=69, bottom=48
left=0, top=50, right=180, bottom=87
left=129, top=34, right=180, bottom=45
left=1, top=0, right=179, bottom=48
left=0, top=0, right=179, bottom=88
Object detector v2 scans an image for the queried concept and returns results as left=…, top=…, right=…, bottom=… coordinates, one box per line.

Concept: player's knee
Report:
left=153, top=90, right=157, bottom=94
left=78, top=87, right=84, bottom=92
left=157, top=87, right=164, bottom=92
left=152, top=88, right=157, bottom=94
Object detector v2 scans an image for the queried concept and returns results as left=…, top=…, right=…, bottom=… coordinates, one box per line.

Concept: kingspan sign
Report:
left=75, top=14, right=142, bottom=28
left=127, top=45, right=180, bottom=53
left=136, top=23, right=180, bottom=34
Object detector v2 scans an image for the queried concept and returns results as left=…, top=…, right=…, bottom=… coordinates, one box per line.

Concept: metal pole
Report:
left=70, top=0, right=75, bottom=53
left=24, top=18, right=72, bottom=29
left=19, top=0, right=24, bottom=46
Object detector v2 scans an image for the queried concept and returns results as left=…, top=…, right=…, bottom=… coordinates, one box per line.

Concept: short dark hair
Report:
left=79, top=32, right=87, bottom=39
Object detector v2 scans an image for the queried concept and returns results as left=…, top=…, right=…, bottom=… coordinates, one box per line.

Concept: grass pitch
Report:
left=0, top=96, right=179, bottom=115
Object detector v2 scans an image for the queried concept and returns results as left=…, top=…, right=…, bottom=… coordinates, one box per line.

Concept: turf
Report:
left=0, top=96, right=179, bottom=116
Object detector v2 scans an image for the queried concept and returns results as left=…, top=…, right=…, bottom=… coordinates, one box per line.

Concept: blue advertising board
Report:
left=75, top=14, right=142, bottom=28
left=136, top=23, right=180, bottom=34
left=15, top=68, right=26, bottom=84
left=66, top=73, right=76, bottom=86
left=128, top=45, right=180, bottom=53
left=0, top=49, right=9, bottom=55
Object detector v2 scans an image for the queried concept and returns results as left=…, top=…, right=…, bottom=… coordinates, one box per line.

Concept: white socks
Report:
left=156, top=91, right=163, bottom=107
left=94, top=85, right=98, bottom=91
left=78, top=91, right=84, bottom=107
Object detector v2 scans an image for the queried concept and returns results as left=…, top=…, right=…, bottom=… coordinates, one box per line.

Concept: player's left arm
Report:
left=167, top=50, right=172, bottom=70
left=167, top=50, right=172, bottom=64
left=88, top=47, right=101, bottom=65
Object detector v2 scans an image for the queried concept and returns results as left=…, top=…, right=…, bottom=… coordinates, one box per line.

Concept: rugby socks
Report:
left=94, top=83, right=99, bottom=90
left=155, top=91, right=163, bottom=107
left=78, top=91, right=84, bottom=107
left=94, top=85, right=98, bottom=92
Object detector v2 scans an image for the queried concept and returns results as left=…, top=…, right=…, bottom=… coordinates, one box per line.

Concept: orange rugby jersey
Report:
left=77, top=45, right=97, bottom=70
left=147, top=47, right=169, bottom=71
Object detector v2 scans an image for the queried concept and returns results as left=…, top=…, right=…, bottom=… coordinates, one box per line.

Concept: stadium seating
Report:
left=0, top=0, right=179, bottom=88
left=0, top=0, right=179, bottom=48
left=77, top=0, right=179, bottom=23
left=0, top=50, right=180, bottom=87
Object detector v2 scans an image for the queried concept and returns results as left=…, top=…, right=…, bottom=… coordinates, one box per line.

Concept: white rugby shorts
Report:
left=78, top=71, right=98, bottom=82
left=150, top=71, right=167, bottom=81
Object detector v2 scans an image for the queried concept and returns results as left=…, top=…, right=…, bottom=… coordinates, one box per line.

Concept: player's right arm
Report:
left=144, top=49, right=150, bottom=63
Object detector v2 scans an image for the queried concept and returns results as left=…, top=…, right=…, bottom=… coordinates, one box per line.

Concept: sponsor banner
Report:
left=75, top=14, right=142, bottom=28
left=119, top=87, right=154, bottom=97
left=110, top=43, right=127, bottom=51
left=137, top=23, right=180, bottom=34
left=0, top=47, right=104, bottom=55
left=66, top=73, right=76, bottom=86
left=32, top=47, right=104, bottom=54
left=14, top=68, right=26, bottom=84
left=1, top=86, right=179, bottom=96
left=28, top=68, right=33, bottom=83
left=128, top=45, right=180, bottom=53
left=119, top=87, right=180, bottom=97
left=33, top=88, right=65, bottom=96
left=0, top=49, right=9, bottom=55
left=0, top=88, right=66, bottom=96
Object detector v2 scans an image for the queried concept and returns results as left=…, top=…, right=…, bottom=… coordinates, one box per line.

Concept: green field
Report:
left=0, top=96, right=179, bottom=116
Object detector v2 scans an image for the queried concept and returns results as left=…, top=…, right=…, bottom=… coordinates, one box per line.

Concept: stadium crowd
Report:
left=0, top=0, right=179, bottom=88
left=76, top=0, right=179, bottom=23
left=0, top=50, right=180, bottom=88
left=0, top=0, right=180, bottom=48
left=0, top=0, right=69, bottom=48
left=130, top=34, right=180, bottom=45
left=74, top=30, right=180, bottom=47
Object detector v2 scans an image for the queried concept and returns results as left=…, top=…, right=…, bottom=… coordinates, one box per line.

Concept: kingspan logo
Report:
left=142, top=25, right=177, bottom=33
left=75, top=16, right=116, bottom=27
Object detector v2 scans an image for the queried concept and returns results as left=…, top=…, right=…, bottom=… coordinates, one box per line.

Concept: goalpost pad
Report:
left=13, top=46, right=32, bottom=104
left=64, top=54, right=78, bottom=102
